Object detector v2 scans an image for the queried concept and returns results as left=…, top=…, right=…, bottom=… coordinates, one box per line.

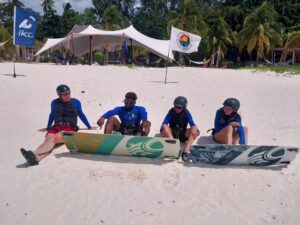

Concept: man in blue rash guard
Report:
left=20, top=85, right=96, bottom=166
left=161, top=96, right=200, bottom=156
left=97, top=92, right=151, bottom=136
left=213, top=98, right=248, bottom=145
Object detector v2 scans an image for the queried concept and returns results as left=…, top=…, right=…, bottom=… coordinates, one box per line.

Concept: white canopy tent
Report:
left=34, top=25, right=174, bottom=61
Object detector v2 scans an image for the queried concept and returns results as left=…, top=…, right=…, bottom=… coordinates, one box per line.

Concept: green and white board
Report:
left=188, top=144, right=299, bottom=167
left=62, top=132, right=180, bottom=158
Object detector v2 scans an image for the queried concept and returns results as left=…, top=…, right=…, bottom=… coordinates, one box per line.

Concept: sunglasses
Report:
left=124, top=99, right=135, bottom=106
left=60, top=92, right=70, bottom=96
left=174, top=106, right=183, bottom=110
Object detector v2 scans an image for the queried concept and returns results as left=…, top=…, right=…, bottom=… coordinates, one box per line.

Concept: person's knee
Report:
left=225, top=125, right=234, bottom=133
left=107, top=117, right=118, bottom=124
left=187, top=127, right=200, bottom=139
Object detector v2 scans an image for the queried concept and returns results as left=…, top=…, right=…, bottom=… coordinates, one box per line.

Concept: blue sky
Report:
left=1, top=0, right=93, bottom=15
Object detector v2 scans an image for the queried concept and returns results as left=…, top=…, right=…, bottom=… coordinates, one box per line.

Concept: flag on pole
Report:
left=13, top=6, right=38, bottom=46
left=170, top=26, right=201, bottom=53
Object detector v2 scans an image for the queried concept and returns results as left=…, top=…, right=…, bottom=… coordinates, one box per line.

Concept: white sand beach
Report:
left=0, top=62, right=300, bottom=225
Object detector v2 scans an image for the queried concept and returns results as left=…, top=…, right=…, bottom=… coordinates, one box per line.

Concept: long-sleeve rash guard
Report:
left=101, top=106, right=147, bottom=126
left=47, top=98, right=91, bottom=129
left=214, top=108, right=245, bottom=144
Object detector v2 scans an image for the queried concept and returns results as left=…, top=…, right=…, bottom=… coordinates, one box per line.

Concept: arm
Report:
left=140, top=106, right=148, bottom=121
left=162, top=113, right=171, bottom=125
left=75, top=100, right=91, bottom=129
left=97, top=107, right=120, bottom=128
left=214, top=110, right=222, bottom=132
left=237, top=125, right=246, bottom=144
left=187, top=112, right=196, bottom=127
left=47, top=101, right=55, bottom=129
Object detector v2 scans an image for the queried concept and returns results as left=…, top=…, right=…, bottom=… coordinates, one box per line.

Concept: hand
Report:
left=38, top=128, right=48, bottom=132
left=230, top=122, right=240, bottom=127
left=97, top=118, right=105, bottom=129
left=181, top=151, right=190, bottom=162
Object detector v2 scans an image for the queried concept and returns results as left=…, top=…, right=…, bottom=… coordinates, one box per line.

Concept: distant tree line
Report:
left=0, top=0, right=299, bottom=66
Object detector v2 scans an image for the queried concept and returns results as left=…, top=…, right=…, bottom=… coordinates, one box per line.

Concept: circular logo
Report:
left=126, top=137, right=164, bottom=158
left=176, top=33, right=192, bottom=51
left=247, top=147, right=284, bottom=166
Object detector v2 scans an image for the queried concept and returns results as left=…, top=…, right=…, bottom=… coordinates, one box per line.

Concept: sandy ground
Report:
left=0, top=62, right=300, bottom=225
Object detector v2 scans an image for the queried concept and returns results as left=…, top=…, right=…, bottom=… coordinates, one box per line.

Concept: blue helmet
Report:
left=223, top=98, right=240, bottom=111
left=173, top=96, right=187, bottom=109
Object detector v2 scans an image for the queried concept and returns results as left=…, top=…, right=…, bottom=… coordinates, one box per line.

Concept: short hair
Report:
left=125, top=92, right=137, bottom=101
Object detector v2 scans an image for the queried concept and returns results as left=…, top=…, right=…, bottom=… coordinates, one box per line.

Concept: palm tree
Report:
left=168, top=0, right=208, bottom=36
left=205, top=13, right=233, bottom=67
left=238, top=1, right=283, bottom=64
left=102, top=4, right=127, bottom=31
left=280, top=31, right=300, bottom=64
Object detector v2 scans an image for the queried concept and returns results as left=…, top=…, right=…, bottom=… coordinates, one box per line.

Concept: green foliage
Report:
left=102, top=4, right=128, bottom=30
left=240, top=65, right=300, bottom=75
left=238, top=2, right=283, bottom=63
left=94, top=51, right=104, bottom=65
left=168, top=0, right=208, bottom=36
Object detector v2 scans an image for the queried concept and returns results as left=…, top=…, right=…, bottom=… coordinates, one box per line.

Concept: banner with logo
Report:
left=13, top=6, right=38, bottom=46
left=170, top=27, right=201, bottom=54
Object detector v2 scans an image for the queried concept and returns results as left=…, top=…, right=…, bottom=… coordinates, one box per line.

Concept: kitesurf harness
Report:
left=218, top=108, right=241, bottom=125
left=53, top=98, right=78, bottom=128
left=169, top=108, right=188, bottom=133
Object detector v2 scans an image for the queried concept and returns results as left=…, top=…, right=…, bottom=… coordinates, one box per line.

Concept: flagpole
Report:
left=13, top=6, right=16, bottom=78
left=164, top=30, right=172, bottom=84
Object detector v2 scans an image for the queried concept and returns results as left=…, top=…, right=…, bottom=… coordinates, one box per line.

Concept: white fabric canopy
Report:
left=35, top=25, right=174, bottom=61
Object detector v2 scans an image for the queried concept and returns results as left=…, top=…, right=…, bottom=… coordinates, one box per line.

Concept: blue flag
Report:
left=123, top=40, right=129, bottom=56
left=13, top=6, right=38, bottom=46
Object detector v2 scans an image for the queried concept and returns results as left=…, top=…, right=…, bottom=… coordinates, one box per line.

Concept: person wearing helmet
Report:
left=161, top=96, right=200, bottom=154
left=97, top=92, right=151, bottom=136
left=213, top=98, right=248, bottom=144
left=20, top=84, right=96, bottom=166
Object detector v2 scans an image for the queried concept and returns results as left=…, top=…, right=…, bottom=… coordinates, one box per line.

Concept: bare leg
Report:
left=183, top=127, right=200, bottom=153
left=34, top=132, right=64, bottom=161
left=104, top=117, right=121, bottom=134
left=160, top=125, right=173, bottom=138
left=244, top=126, right=249, bottom=144
left=213, top=126, right=234, bottom=144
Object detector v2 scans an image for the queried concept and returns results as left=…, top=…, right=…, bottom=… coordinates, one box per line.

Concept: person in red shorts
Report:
left=20, top=84, right=96, bottom=166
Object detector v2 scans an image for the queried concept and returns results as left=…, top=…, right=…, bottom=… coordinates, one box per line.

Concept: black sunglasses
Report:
left=174, top=106, right=183, bottom=109
left=124, top=99, right=135, bottom=105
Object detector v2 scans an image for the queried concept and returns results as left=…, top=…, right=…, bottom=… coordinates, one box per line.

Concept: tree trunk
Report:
left=216, top=44, right=221, bottom=68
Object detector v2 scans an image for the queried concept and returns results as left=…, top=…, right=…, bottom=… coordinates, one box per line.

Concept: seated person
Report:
left=213, top=98, right=248, bottom=144
left=161, top=96, right=200, bottom=156
left=97, top=92, right=151, bottom=136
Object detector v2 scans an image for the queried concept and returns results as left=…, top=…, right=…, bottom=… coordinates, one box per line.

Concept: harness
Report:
left=119, top=123, right=138, bottom=135
left=169, top=108, right=189, bottom=142
left=53, top=98, right=78, bottom=129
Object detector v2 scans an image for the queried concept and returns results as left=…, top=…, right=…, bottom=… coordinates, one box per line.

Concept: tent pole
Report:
left=130, top=38, right=133, bottom=66
left=164, top=39, right=172, bottom=84
left=89, top=35, right=92, bottom=65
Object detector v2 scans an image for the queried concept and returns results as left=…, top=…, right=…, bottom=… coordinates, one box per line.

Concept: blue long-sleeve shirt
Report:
left=162, top=110, right=196, bottom=127
left=101, top=106, right=147, bottom=126
left=214, top=108, right=245, bottom=144
left=47, top=98, right=91, bottom=129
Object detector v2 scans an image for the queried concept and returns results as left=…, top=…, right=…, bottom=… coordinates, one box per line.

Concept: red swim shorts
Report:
left=47, top=125, right=75, bottom=134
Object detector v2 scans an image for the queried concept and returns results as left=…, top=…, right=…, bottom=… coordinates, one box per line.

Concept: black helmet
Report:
left=56, top=84, right=70, bottom=96
left=173, top=96, right=187, bottom=109
left=223, top=98, right=240, bottom=111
